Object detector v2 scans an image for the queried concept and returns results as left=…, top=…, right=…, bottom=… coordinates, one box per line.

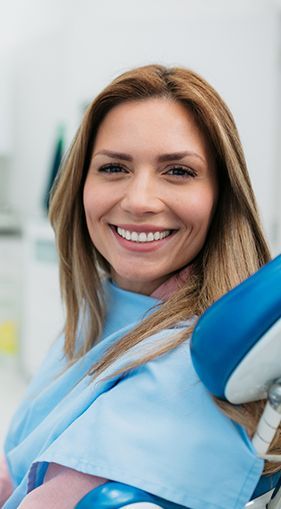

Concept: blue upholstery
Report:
left=251, top=471, right=281, bottom=499
left=75, top=481, right=188, bottom=508
left=190, top=255, right=281, bottom=399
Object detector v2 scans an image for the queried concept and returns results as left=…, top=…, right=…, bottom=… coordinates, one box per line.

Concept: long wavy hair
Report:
left=49, top=64, right=280, bottom=473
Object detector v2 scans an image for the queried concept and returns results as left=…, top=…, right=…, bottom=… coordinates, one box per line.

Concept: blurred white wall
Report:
left=0, top=0, right=281, bottom=442
left=0, top=0, right=280, bottom=251
left=2, top=0, right=281, bottom=373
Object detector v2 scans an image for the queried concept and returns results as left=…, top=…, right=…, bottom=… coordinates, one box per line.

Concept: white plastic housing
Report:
left=225, top=317, right=281, bottom=404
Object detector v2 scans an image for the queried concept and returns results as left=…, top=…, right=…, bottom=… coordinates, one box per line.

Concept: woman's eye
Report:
left=98, top=164, right=126, bottom=174
left=166, top=166, right=197, bottom=178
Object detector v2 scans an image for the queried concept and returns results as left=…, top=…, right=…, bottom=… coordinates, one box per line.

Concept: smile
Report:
left=114, top=226, right=174, bottom=243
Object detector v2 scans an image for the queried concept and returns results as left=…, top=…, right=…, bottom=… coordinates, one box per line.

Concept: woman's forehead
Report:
left=92, top=97, right=214, bottom=164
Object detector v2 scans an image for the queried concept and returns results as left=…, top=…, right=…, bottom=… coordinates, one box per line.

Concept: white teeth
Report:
left=139, top=232, right=146, bottom=242
left=116, top=227, right=172, bottom=243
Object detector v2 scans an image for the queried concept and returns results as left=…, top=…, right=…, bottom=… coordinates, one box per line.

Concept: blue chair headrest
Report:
left=190, top=255, right=281, bottom=403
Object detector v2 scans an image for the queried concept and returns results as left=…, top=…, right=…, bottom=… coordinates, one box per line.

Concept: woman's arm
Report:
left=18, top=463, right=107, bottom=509
left=0, top=456, right=13, bottom=507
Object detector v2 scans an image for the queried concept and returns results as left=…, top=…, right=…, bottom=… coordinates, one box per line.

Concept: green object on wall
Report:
left=43, top=124, right=65, bottom=212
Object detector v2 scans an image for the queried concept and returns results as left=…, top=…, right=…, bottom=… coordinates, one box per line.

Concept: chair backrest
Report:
left=190, top=255, right=281, bottom=508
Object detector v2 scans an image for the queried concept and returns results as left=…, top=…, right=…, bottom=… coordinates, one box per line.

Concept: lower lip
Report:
left=110, top=227, right=176, bottom=252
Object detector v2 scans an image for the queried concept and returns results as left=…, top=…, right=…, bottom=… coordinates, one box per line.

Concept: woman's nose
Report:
left=120, top=172, right=164, bottom=216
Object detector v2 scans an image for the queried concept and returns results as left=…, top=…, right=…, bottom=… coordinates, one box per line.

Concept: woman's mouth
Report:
left=109, top=224, right=177, bottom=251
left=115, top=226, right=173, bottom=243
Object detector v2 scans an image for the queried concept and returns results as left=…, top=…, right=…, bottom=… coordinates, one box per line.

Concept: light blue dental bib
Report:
left=3, top=281, right=263, bottom=509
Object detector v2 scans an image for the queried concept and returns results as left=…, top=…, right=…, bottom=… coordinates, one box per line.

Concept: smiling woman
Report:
left=1, top=65, right=277, bottom=509
left=84, top=98, right=218, bottom=294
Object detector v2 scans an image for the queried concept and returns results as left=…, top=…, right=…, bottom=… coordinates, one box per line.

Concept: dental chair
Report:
left=75, top=255, right=281, bottom=509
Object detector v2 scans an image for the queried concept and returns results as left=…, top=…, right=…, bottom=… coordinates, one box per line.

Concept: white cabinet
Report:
left=21, top=218, right=64, bottom=378
left=0, top=57, right=12, bottom=155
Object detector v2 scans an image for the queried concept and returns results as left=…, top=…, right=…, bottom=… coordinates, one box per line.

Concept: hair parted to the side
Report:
left=49, top=64, right=280, bottom=473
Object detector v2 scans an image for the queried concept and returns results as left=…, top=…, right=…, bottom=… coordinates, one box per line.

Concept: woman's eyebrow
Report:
left=93, top=149, right=206, bottom=164
left=158, top=151, right=206, bottom=163
left=93, top=150, right=133, bottom=161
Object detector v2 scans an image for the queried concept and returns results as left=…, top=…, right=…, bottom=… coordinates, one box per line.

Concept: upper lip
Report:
left=111, top=224, right=176, bottom=232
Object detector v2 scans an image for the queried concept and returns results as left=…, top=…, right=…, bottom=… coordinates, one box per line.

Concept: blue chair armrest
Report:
left=75, top=481, right=188, bottom=509
left=74, top=477, right=281, bottom=508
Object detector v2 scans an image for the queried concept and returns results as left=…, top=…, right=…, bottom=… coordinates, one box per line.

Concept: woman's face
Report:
left=84, top=98, right=218, bottom=294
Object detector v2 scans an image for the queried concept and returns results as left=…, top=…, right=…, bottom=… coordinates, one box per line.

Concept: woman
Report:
left=0, top=64, right=278, bottom=509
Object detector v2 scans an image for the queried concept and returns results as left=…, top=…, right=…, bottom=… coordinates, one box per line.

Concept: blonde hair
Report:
left=49, top=64, right=280, bottom=473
